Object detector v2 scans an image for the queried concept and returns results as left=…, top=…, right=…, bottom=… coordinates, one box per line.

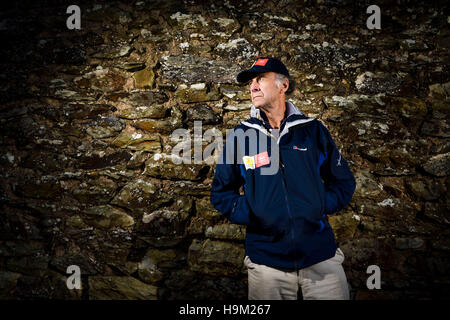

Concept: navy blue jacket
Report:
left=210, top=102, right=356, bottom=270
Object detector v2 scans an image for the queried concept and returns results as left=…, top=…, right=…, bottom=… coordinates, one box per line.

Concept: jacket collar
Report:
left=250, top=101, right=304, bottom=123
left=243, top=101, right=314, bottom=144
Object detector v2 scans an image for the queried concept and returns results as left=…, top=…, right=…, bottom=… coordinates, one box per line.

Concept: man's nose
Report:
left=250, top=79, right=260, bottom=91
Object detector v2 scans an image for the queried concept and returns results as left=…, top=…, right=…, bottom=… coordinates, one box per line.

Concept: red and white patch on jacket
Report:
left=255, top=151, right=270, bottom=168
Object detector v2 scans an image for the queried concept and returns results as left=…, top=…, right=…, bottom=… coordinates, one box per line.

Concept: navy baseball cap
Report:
left=237, top=57, right=290, bottom=83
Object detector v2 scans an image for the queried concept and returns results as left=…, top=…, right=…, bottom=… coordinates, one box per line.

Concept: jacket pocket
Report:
left=246, top=230, right=284, bottom=244
left=281, top=146, right=325, bottom=222
left=316, top=214, right=331, bottom=233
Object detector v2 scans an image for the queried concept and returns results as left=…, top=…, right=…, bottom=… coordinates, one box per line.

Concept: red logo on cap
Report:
left=254, top=58, right=268, bottom=66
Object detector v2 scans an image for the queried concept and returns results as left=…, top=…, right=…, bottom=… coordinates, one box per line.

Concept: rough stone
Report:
left=72, top=176, right=117, bottom=204
left=91, top=45, right=133, bottom=59
left=134, top=106, right=182, bottom=133
left=86, top=117, right=125, bottom=139
left=140, top=27, right=169, bottom=43
left=389, top=97, right=427, bottom=121
left=160, top=55, right=241, bottom=84
left=169, top=12, right=209, bottom=30
left=421, top=118, right=450, bottom=138
left=14, top=177, right=62, bottom=200
left=83, top=205, right=135, bottom=229
left=322, top=94, right=387, bottom=113
left=115, top=62, right=146, bottom=72
left=109, top=90, right=168, bottom=105
left=205, top=223, right=246, bottom=241
left=118, top=104, right=167, bottom=120
left=423, top=202, right=450, bottom=225
left=139, top=209, right=190, bottom=238
left=78, top=151, right=133, bottom=170
left=428, top=82, right=450, bottom=99
left=0, top=271, right=21, bottom=298
left=328, top=211, right=360, bottom=243
left=138, top=256, right=165, bottom=285
left=110, top=178, right=170, bottom=212
left=223, top=110, right=250, bottom=128
left=133, top=68, right=155, bottom=89
left=185, top=104, right=221, bottom=124
left=126, top=151, right=151, bottom=169
left=175, top=84, right=221, bottom=103
left=396, top=238, right=425, bottom=250
left=293, top=42, right=360, bottom=69
left=188, top=239, right=245, bottom=276
left=74, top=68, right=125, bottom=92
left=145, top=248, right=185, bottom=269
left=220, top=85, right=251, bottom=101
left=405, top=178, right=446, bottom=201
left=422, top=153, right=450, bottom=177
left=88, top=276, right=157, bottom=300
left=223, top=102, right=252, bottom=111
left=431, top=238, right=450, bottom=251
left=399, top=39, right=428, bottom=51
left=111, top=128, right=161, bottom=152
left=61, top=103, right=116, bottom=120
left=49, top=251, right=104, bottom=275
left=352, top=170, right=383, bottom=200
left=166, top=181, right=211, bottom=196
left=143, top=153, right=208, bottom=181
left=6, top=255, right=50, bottom=276
left=355, top=72, right=405, bottom=95
left=214, top=38, right=259, bottom=62
left=196, top=197, right=222, bottom=221
left=0, top=240, right=46, bottom=257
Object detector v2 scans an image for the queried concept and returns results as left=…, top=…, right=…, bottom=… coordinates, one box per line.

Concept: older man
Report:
left=210, top=57, right=356, bottom=300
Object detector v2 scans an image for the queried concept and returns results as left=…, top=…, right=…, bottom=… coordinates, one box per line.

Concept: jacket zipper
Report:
left=314, top=162, right=326, bottom=232
left=258, top=117, right=312, bottom=270
left=279, top=151, right=299, bottom=271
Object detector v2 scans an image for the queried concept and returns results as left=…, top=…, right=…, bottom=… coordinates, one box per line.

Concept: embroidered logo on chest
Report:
left=293, top=145, right=308, bottom=151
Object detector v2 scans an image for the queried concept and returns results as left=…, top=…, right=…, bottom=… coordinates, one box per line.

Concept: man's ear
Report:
left=282, top=79, right=289, bottom=93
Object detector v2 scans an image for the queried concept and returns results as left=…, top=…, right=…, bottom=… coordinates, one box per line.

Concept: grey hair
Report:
left=275, top=73, right=295, bottom=96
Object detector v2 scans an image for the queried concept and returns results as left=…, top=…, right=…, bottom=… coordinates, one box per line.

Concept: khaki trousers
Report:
left=244, top=248, right=350, bottom=300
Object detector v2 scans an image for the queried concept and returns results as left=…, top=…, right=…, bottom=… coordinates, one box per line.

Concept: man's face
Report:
left=248, top=72, right=284, bottom=109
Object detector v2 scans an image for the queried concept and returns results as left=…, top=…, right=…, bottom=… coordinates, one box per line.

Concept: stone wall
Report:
left=0, top=0, right=449, bottom=299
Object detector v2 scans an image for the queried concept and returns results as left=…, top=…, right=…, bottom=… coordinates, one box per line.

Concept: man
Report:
left=210, top=57, right=356, bottom=300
